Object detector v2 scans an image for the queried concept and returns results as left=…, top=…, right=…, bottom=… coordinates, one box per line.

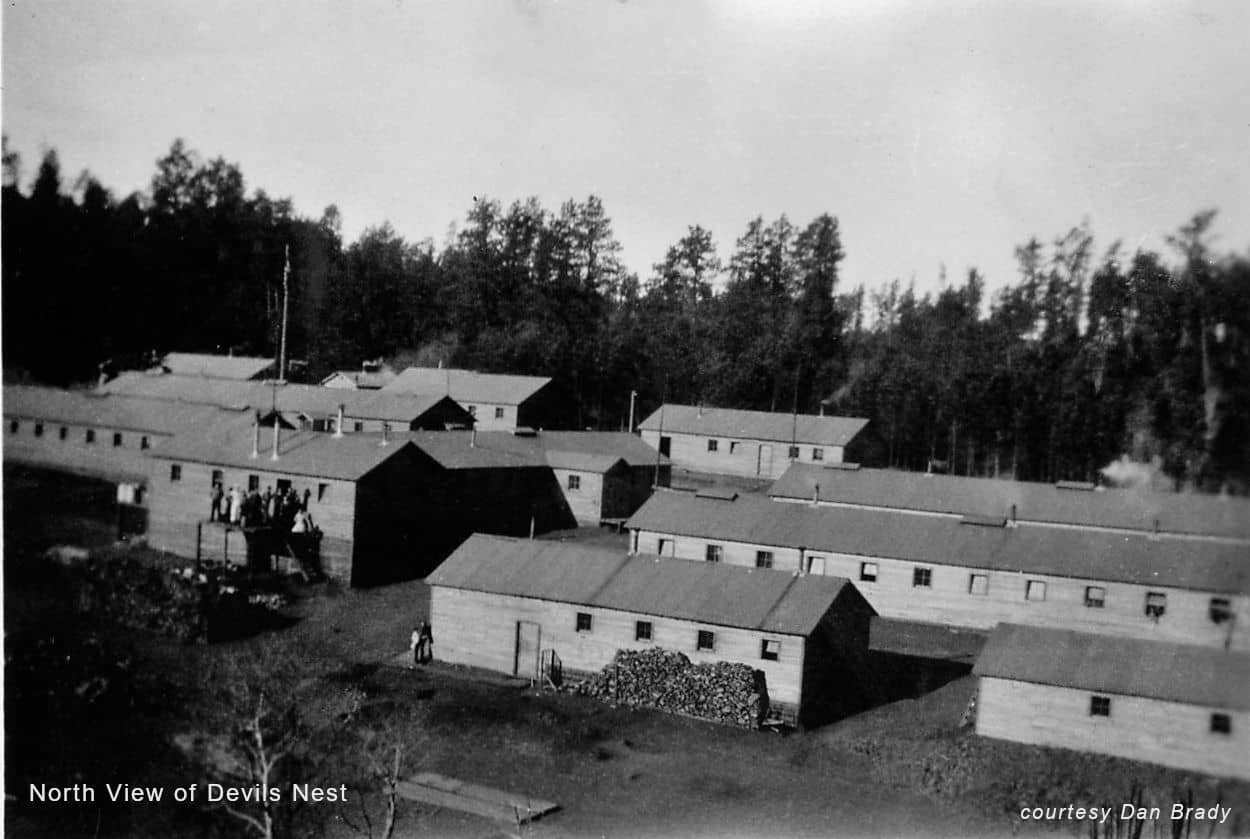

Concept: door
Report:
left=514, top=621, right=541, bottom=680
left=659, top=436, right=671, bottom=457
left=758, top=444, right=773, bottom=477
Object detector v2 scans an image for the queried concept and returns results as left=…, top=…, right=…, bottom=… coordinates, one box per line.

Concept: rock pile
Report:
left=573, top=648, right=768, bottom=728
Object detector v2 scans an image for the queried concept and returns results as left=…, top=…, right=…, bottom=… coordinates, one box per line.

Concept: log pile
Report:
left=573, top=648, right=768, bottom=729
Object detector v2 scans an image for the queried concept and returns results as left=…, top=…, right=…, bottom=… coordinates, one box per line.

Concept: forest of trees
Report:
left=3, top=138, right=1248, bottom=491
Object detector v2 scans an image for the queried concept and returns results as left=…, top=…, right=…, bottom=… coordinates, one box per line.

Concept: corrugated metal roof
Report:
left=160, top=352, right=275, bottom=380
left=149, top=421, right=418, bottom=481
left=769, top=462, right=1250, bottom=542
left=398, top=430, right=664, bottom=472
left=428, top=533, right=855, bottom=635
left=626, top=489, right=1250, bottom=594
left=974, top=624, right=1250, bottom=710
left=638, top=404, right=868, bottom=447
left=97, top=373, right=467, bottom=425
left=382, top=367, right=552, bottom=405
left=3, top=385, right=250, bottom=435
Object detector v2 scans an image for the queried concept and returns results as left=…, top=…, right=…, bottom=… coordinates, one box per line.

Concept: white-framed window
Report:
left=1210, top=597, right=1233, bottom=624
left=576, top=612, right=593, bottom=633
left=707, top=439, right=719, bottom=452
left=1145, top=592, right=1167, bottom=619
left=705, top=544, right=723, bottom=563
left=494, top=406, right=505, bottom=419
left=567, top=474, right=581, bottom=491
left=696, top=630, right=715, bottom=651
left=968, top=574, right=989, bottom=596
left=1085, top=586, right=1106, bottom=608
left=1025, top=580, right=1046, bottom=601
left=760, top=639, right=780, bottom=661
left=1090, top=695, right=1111, bottom=717
left=729, top=441, right=740, bottom=454
left=635, top=621, right=652, bottom=641
left=860, top=562, right=878, bottom=583
left=913, top=567, right=932, bottom=588
left=812, top=447, right=824, bottom=461
left=755, top=550, right=774, bottom=569
left=788, top=445, right=800, bottom=458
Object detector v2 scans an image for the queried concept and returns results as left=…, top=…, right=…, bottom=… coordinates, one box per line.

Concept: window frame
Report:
left=59, top=426, right=68, bottom=440
left=1025, top=580, right=1047, bottom=602
left=170, top=463, right=182, bottom=482
left=1211, top=713, right=1231, bottom=735
left=247, top=474, right=260, bottom=492
left=755, top=550, right=774, bottom=569
left=860, top=562, right=879, bottom=583
left=696, top=630, right=715, bottom=651
left=34, top=422, right=44, bottom=437
left=705, top=544, right=723, bottom=563
left=575, top=612, right=593, bottom=633
left=1210, top=597, right=1233, bottom=624
left=788, top=445, right=800, bottom=459
left=7, top=420, right=17, bottom=434
left=567, top=473, right=581, bottom=491
left=635, top=620, right=652, bottom=642
left=85, top=429, right=96, bottom=444
left=706, top=439, right=719, bottom=453
left=912, top=566, right=932, bottom=588
left=113, top=432, right=124, bottom=448
left=1084, top=586, right=1106, bottom=609
left=760, top=639, right=781, bottom=661
left=494, top=406, right=505, bottom=420
left=317, top=482, right=330, bottom=502
left=811, top=447, right=824, bottom=461
left=140, top=435, right=150, bottom=450
left=968, top=573, right=989, bottom=596
left=1145, top=591, right=1167, bottom=620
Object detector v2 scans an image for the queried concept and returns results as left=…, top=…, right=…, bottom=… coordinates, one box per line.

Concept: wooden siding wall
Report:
left=552, top=468, right=604, bottom=524
left=463, top=403, right=518, bottom=431
left=976, top=677, right=1250, bottom=781
left=632, top=528, right=1250, bottom=650
left=145, top=459, right=358, bottom=579
left=430, top=587, right=809, bottom=711
left=5, top=417, right=170, bottom=478
left=640, top=430, right=842, bottom=478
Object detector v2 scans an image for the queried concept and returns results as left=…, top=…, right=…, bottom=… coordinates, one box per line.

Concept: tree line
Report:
left=3, top=138, right=1247, bottom=490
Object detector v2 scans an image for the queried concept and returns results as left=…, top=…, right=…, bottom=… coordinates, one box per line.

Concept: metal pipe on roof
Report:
left=271, top=414, right=280, bottom=460
left=470, top=427, right=476, bottom=448
left=251, top=412, right=260, bottom=459
left=335, top=404, right=345, bottom=438
left=381, top=422, right=390, bottom=446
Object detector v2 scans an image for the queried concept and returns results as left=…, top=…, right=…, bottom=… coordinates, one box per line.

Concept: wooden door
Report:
left=514, top=621, right=541, bottom=680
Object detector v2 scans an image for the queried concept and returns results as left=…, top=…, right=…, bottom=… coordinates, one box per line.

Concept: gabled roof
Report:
left=149, top=422, right=418, bottom=481
left=97, top=373, right=470, bottom=425
left=3, top=385, right=249, bottom=436
left=428, top=534, right=857, bottom=636
left=974, top=624, right=1250, bottom=710
left=382, top=367, right=552, bottom=406
left=769, top=463, right=1250, bottom=542
left=160, top=352, right=275, bottom=380
left=398, top=430, right=665, bottom=472
left=638, top=404, right=868, bottom=447
left=321, top=369, right=398, bottom=390
left=625, top=489, right=1250, bottom=595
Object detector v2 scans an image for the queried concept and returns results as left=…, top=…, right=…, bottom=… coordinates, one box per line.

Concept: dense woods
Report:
left=4, top=138, right=1248, bottom=490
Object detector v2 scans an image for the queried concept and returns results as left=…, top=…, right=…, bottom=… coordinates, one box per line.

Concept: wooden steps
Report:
left=395, top=772, right=558, bottom=825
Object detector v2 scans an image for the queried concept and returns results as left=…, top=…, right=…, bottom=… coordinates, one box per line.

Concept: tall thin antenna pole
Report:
left=279, top=244, right=290, bottom=382
left=790, top=362, right=801, bottom=459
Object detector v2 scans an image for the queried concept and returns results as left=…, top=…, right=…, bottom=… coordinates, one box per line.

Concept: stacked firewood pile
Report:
left=573, top=648, right=769, bottom=728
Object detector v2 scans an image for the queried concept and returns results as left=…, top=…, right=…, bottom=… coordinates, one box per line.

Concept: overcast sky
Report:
left=4, top=1, right=1248, bottom=296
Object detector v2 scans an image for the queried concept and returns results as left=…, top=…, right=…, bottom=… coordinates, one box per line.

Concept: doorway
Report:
left=514, top=621, right=541, bottom=680
left=659, top=436, right=671, bottom=457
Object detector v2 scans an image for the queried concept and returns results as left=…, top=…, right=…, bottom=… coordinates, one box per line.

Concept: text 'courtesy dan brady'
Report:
left=28, top=782, right=348, bottom=805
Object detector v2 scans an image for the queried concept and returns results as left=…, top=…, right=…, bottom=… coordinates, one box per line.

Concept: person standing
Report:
left=210, top=483, right=223, bottom=522
left=409, top=625, right=421, bottom=669
left=416, top=621, right=433, bottom=664
left=228, top=486, right=242, bottom=525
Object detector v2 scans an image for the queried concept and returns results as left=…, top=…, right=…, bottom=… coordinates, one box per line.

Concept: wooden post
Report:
left=223, top=528, right=229, bottom=566
left=195, top=521, right=202, bottom=572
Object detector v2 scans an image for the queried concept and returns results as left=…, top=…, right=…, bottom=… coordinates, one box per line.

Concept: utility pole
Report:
left=628, top=390, right=638, bottom=434
left=278, top=245, right=290, bottom=382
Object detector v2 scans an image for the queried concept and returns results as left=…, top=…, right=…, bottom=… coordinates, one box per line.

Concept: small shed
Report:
left=428, top=534, right=877, bottom=726
left=382, top=367, right=559, bottom=430
left=973, top=624, right=1250, bottom=780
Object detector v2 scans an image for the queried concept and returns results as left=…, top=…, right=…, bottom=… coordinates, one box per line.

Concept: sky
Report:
left=3, top=0, right=1248, bottom=297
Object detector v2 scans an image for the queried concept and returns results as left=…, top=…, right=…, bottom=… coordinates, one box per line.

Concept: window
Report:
left=317, top=482, right=330, bottom=502
left=576, top=612, right=593, bottom=633
left=494, top=406, right=505, bottom=420
left=276, top=479, right=291, bottom=494
left=761, top=639, right=781, bottom=661
left=968, top=574, right=989, bottom=596
left=913, top=567, right=932, bottom=588
left=113, top=432, right=123, bottom=447
left=211, top=469, right=224, bottom=486
left=812, top=447, right=824, bottom=461
left=788, top=445, right=799, bottom=459
left=635, top=621, right=652, bottom=642
left=1085, top=586, right=1106, bottom=608
left=170, top=464, right=182, bottom=482
left=353, top=421, right=364, bottom=432
left=7, top=420, right=17, bottom=433
left=1210, top=598, right=1233, bottom=624
left=707, top=439, right=719, bottom=452
left=1025, top=580, right=1047, bottom=602
left=248, top=475, right=260, bottom=492
left=657, top=538, right=671, bottom=555
left=860, top=562, right=878, bottom=583
left=34, top=422, right=44, bottom=437
left=140, top=436, right=150, bottom=450
left=1090, top=695, right=1111, bottom=717
left=1211, top=713, right=1231, bottom=735
left=567, top=474, right=581, bottom=491
left=467, top=405, right=477, bottom=417
left=696, top=630, right=715, bottom=651
left=59, top=426, right=68, bottom=440
left=705, top=544, right=723, bottom=563
left=85, top=429, right=96, bottom=444
left=1145, top=592, right=1167, bottom=620
left=755, top=550, right=774, bottom=569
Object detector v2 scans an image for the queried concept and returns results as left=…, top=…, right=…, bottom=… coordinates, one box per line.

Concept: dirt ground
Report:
left=6, top=468, right=1247, bottom=839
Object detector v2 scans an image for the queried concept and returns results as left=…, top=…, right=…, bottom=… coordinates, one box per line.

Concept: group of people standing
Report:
left=209, top=483, right=316, bottom=534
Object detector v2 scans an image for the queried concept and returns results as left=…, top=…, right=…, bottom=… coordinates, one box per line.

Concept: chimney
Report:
left=819, top=404, right=825, bottom=417
left=270, top=414, right=281, bottom=460
left=470, top=427, right=477, bottom=448
left=251, top=413, right=261, bottom=459
left=380, top=422, right=390, bottom=446
left=334, top=404, right=345, bottom=438
left=697, top=403, right=703, bottom=418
